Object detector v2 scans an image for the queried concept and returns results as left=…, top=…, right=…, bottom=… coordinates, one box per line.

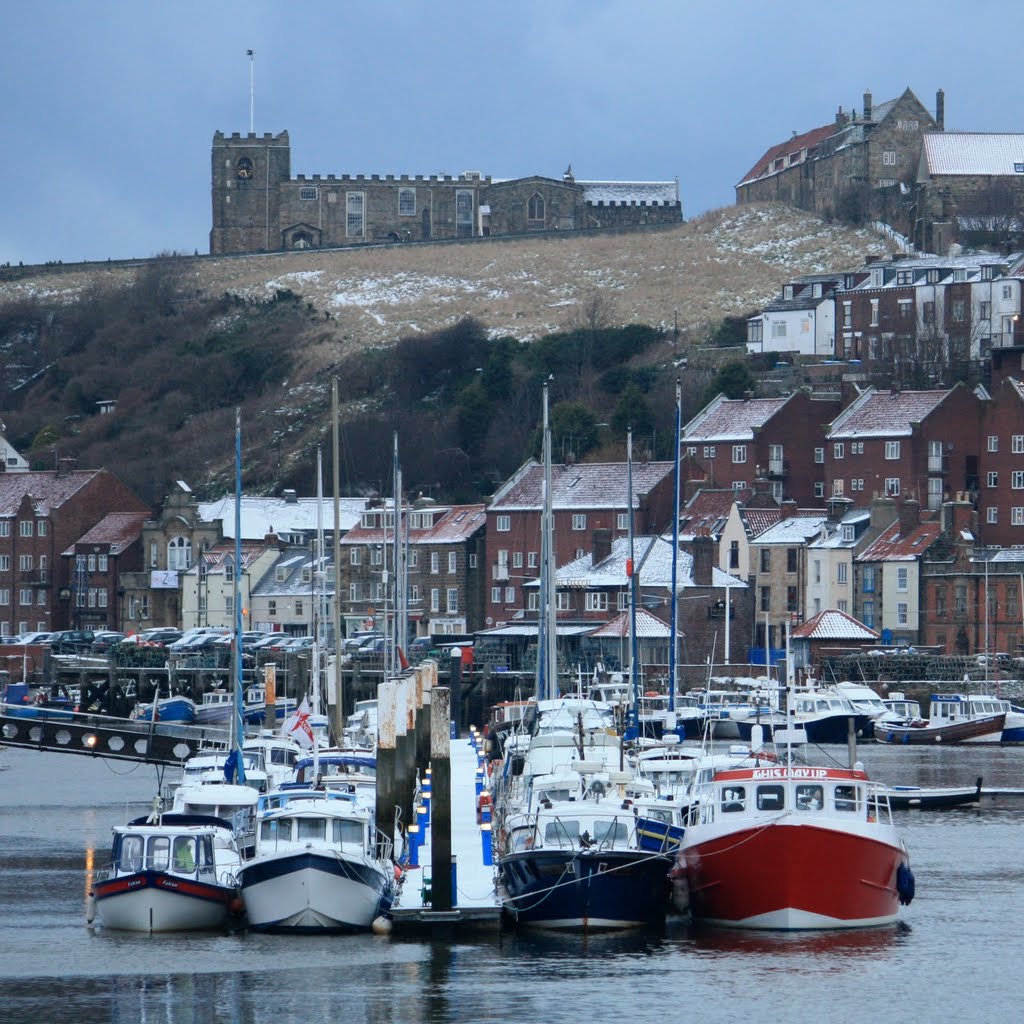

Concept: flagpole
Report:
left=247, top=50, right=255, bottom=134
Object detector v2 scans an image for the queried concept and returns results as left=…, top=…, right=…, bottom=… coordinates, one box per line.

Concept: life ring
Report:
left=644, top=690, right=659, bottom=698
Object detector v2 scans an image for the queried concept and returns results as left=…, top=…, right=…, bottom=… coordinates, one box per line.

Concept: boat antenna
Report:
left=230, top=408, right=247, bottom=785
left=625, top=428, right=640, bottom=741
left=313, top=444, right=325, bottom=781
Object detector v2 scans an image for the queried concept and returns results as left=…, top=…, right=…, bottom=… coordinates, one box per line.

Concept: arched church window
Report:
left=527, top=193, right=545, bottom=230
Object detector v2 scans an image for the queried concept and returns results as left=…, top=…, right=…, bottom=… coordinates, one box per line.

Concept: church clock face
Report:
left=236, top=157, right=254, bottom=180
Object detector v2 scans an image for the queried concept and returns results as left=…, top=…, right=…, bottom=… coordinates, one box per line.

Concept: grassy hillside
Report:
left=0, top=203, right=895, bottom=507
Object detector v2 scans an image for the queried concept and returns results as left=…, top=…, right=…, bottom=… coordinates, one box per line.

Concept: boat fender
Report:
left=228, top=896, right=245, bottom=916
left=86, top=892, right=96, bottom=925
left=896, top=862, right=916, bottom=906
left=393, top=864, right=403, bottom=882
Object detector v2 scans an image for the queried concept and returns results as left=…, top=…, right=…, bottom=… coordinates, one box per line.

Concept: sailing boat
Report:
left=495, top=385, right=674, bottom=930
left=236, top=447, right=397, bottom=932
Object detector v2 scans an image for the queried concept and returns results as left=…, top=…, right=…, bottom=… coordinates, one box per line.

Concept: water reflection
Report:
left=686, top=920, right=911, bottom=961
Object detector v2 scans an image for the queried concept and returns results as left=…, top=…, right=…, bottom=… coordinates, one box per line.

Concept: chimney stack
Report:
left=870, top=496, right=899, bottom=532
left=863, top=91, right=873, bottom=122
left=898, top=498, right=920, bottom=536
left=781, top=500, right=798, bottom=520
left=692, top=534, right=714, bottom=586
left=936, top=89, right=945, bottom=131
left=591, top=528, right=612, bottom=568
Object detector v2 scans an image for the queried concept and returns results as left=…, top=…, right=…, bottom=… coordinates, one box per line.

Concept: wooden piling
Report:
left=375, top=680, right=398, bottom=857
left=430, top=686, right=453, bottom=910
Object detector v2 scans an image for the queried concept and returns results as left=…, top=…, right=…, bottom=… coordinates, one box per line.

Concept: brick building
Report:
left=210, top=131, right=681, bottom=254
left=340, top=500, right=486, bottom=637
left=736, top=88, right=942, bottom=232
left=0, top=467, right=148, bottom=636
left=484, top=460, right=676, bottom=628
left=682, top=390, right=842, bottom=507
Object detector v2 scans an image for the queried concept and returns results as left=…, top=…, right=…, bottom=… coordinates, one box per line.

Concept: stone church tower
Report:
left=210, top=131, right=292, bottom=255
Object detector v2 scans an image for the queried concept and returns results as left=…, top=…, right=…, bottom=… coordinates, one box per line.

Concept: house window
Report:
left=346, top=192, right=365, bottom=236
left=19, top=521, right=32, bottom=537
left=572, top=514, right=586, bottom=531
left=837, top=562, right=848, bottom=585
left=512, top=551, right=523, bottom=568
left=834, top=443, right=844, bottom=459
left=1014, top=435, right=1024, bottom=454
left=1014, top=471, right=1024, bottom=490
left=1010, top=586, right=1020, bottom=617
left=371, top=547, right=384, bottom=566
left=897, top=567, right=909, bottom=592
left=988, top=507, right=998, bottom=524
left=267, top=599, right=277, bottom=616
left=703, top=446, right=716, bottom=459
left=885, top=478, right=900, bottom=496
left=431, top=589, right=440, bottom=613
left=863, top=566, right=875, bottom=593
left=897, top=602, right=908, bottom=626
left=759, top=549, right=770, bottom=573
left=428, top=552, right=438, bottom=574
left=617, top=592, right=628, bottom=611
left=837, top=599, right=848, bottom=613
left=448, top=552, right=457, bottom=574
left=0, top=556, right=7, bottom=570
left=732, top=445, right=747, bottom=464
left=988, top=472, right=999, bottom=487
left=787, top=548, right=797, bottom=573
left=20, top=589, right=32, bottom=606
left=491, top=587, right=501, bottom=604
left=1013, top=508, right=1024, bottom=526
left=981, top=301, right=991, bottom=320
left=350, top=548, right=361, bottom=565
left=770, top=320, right=787, bottom=339
left=870, top=300, right=879, bottom=326
left=555, top=592, right=572, bottom=611
left=527, top=193, right=545, bottom=230
left=814, top=447, right=824, bottom=464
left=409, top=551, right=418, bottom=569
left=299, top=186, right=318, bottom=200
left=760, top=586, right=770, bottom=613
left=585, top=592, right=609, bottom=611
left=399, top=187, right=416, bottom=216
left=833, top=479, right=845, bottom=497
left=295, top=599, right=303, bottom=616
left=447, top=589, right=459, bottom=613
left=167, top=537, right=192, bottom=571
left=842, top=302, right=852, bottom=328
left=989, top=435, right=999, bottom=452
left=786, top=586, right=798, bottom=612
left=814, top=482, right=825, bottom=497
left=863, top=600, right=875, bottom=628
left=885, top=441, right=901, bottom=460
left=496, top=515, right=510, bottom=532
left=953, top=300, right=966, bottom=322
left=19, top=555, right=32, bottom=571
left=729, top=540, right=739, bottom=569
left=883, top=151, right=897, bottom=165
left=456, top=190, right=474, bottom=237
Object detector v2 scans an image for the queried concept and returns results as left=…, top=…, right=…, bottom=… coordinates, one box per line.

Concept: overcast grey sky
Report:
left=2, top=1, right=1017, bottom=267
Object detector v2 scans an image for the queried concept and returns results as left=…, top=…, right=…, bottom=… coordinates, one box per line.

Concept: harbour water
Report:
left=1, top=743, right=1023, bottom=1024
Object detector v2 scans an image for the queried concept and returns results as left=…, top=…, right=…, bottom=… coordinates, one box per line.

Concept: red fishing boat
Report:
left=671, top=750, right=915, bottom=930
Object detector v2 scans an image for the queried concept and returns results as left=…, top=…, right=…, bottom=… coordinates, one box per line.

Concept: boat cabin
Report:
left=110, top=817, right=229, bottom=881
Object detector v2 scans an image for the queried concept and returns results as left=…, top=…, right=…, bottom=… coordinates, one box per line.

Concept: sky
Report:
left=2, top=1, right=1019, bottom=267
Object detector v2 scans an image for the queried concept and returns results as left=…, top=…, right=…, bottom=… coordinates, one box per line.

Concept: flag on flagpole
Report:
left=283, top=697, right=314, bottom=749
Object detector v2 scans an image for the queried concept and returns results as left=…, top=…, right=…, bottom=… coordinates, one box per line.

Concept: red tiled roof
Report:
left=857, top=519, right=941, bottom=561
left=342, top=504, right=485, bottom=545
left=792, top=608, right=879, bottom=641
left=737, top=123, right=837, bottom=187
left=61, top=512, right=148, bottom=555
left=679, top=488, right=744, bottom=538
left=491, top=460, right=674, bottom=510
left=0, top=469, right=101, bottom=517
left=742, top=508, right=783, bottom=538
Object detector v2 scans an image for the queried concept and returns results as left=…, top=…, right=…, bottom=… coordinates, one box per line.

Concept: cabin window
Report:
left=149, top=835, right=171, bottom=870
left=834, top=785, right=859, bottom=812
left=795, top=785, right=824, bottom=811
left=545, top=819, right=581, bottom=846
left=721, top=786, right=746, bottom=812
left=333, top=819, right=364, bottom=847
left=297, top=818, right=326, bottom=841
left=262, top=817, right=293, bottom=842
left=756, top=785, right=785, bottom=811
left=593, top=820, right=629, bottom=846
left=172, top=836, right=197, bottom=873
left=120, top=835, right=145, bottom=872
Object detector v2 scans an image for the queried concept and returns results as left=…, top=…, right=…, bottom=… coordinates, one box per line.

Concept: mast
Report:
left=669, top=379, right=681, bottom=714
left=392, top=432, right=406, bottom=677
left=313, top=446, right=325, bottom=776
left=331, top=379, right=344, bottom=744
left=537, top=382, right=558, bottom=702
left=231, top=409, right=246, bottom=784
left=627, top=428, right=640, bottom=739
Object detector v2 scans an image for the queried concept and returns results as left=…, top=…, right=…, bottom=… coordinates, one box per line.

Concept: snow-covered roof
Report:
left=198, top=495, right=367, bottom=541
left=922, top=133, right=1024, bottom=176
left=750, top=514, right=828, bottom=546
left=490, top=460, right=673, bottom=511
left=682, top=394, right=792, bottom=443
left=792, top=608, right=879, bottom=641
left=579, top=180, right=678, bottom=205
left=588, top=607, right=672, bottom=639
left=827, top=387, right=952, bottom=439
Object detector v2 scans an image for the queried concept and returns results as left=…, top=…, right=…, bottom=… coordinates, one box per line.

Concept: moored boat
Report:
left=89, top=812, right=243, bottom=932
left=672, top=732, right=914, bottom=930
left=875, top=693, right=1006, bottom=744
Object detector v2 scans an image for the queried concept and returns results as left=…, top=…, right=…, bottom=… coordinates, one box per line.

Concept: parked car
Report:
left=409, top=636, right=435, bottom=658
left=91, top=631, right=125, bottom=654
left=354, top=636, right=386, bottom=660
left=344, top=631, right=382, bottom=652
left=47, top=629, right=97, bottom=654
left=17, top=632, right=53, bottom=645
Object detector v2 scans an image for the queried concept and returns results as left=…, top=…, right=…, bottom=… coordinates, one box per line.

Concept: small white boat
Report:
left=196, top=689, right=234, bottom=725
left=875, top=693, right=1006, bottom=745
left=236, top=788, right=396, bottom=932
left=89, top=812, right=243, bottom=932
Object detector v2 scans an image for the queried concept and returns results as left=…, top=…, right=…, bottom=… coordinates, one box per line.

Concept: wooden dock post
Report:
left=430, top=686, right=453, bottom=910
left=416, top=660, right=435, bottom=776
left=375, top=679, right=398, bottom=857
